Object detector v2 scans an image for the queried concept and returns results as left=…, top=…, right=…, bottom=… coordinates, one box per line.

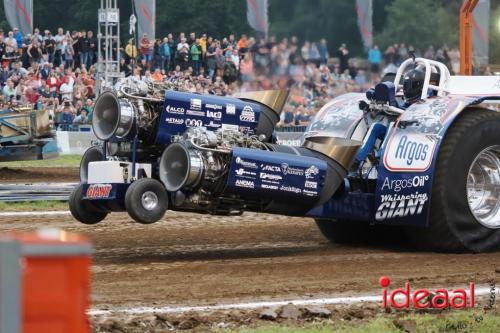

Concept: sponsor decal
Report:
left=86, top=184, right=112, bottom=199
left=190, top=98, right=202, bottom=110
left=235, top=179, right=255, bottom=188
left=280, top=185, right=302, bottom=194
left=304, top=180, right=318, bottom=189
left=221, top=123, right=239, bottom=132
left=235, top=157, right=258, bottom=169
left=185, top=118, right=204, bottom=127
left=305, top=165, right=319, bottom=179
left=186, top=110, right=205, bottom=116
left=280, top=163, right=304, bottom=176
left=236, top=168, right=257, bottom=177
left=380, top=276, right=475, bottom=309
left=303, top=189, right=318, bottom=196
left=260, top=172, right=283, bottom=181
left=207, top=110, right=222, bottom=119
left=226, top=103, right=236, bottom=115
left=166, top=117, right=184, bottom=125
left=165, top=105, right=185, bottom=114
left=375, top=192, right=428, bottom=221
left=206, top=120, right=221, bottom=128
left=384, top=133, right=436, bottom=172
left=261, top=164, right=281, bottom=172
left=381, top=175, right=429, bottom=193
left=240, top=105, right=256, bottom=122
left=206, top=103, right=223, bottom=110
left=262, top=184, right=279, bottom=190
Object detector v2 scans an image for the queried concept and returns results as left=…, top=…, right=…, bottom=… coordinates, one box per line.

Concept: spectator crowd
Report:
left=0, top=25, right=466, bottom=130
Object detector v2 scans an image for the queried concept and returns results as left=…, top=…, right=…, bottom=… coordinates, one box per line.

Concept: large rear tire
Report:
left=125, top=178, right=168, bottom=224
left=69, top=183, right=108, bottom=224
left=408, top=110, right=500, bottom=252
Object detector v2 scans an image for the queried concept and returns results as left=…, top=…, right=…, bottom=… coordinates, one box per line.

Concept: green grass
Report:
left=224, top=311, right=500, bottom=333
left=0, top=155, right=81, bottom=168
left=0, top=201, right=68, bottom=211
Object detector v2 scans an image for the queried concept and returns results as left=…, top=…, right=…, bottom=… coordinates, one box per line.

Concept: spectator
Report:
left=2, top=79, right=15, bottom=99
left=190, top=38, right=201, bottom=75
left=368, top=45, right=382, bottom=73
left=176, top=37, right=189, bottom=70
left=73, top=108, right=88, bottom=124
left=337, top=43, right=349, bottom=73
left=58, top=99, right=74, bottom=129
left=318, top=38, right=329, bottom=65
left=53, top=28, right=65, bottom=67
left=140, top=33, right=152, bottom=65
left=161, top=37, right=171, bottom=71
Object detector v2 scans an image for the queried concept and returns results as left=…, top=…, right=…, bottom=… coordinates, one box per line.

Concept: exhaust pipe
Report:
left=234, top=90, right=289, bottom=141
left=159, top=143, right=204, bottom=192
left=92, top=92, right=135, bottom=140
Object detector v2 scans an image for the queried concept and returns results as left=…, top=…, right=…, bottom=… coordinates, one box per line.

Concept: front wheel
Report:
left=409, top=110, right=500, bottom=252
left=69, top=183, right=108, bottom=224
left=124, top=178, right=168, bottom=224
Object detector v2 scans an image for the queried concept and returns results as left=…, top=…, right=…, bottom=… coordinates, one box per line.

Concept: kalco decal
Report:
left=166, top=117, right=184, bottom=125
left=165, top=105, right=185, bottom=114
left=305, top=165, right=319, bottom=179
left=280, top=185, right=301, bottom=194
left=185, top=118, right=204, bottom=127
left=226, top=103, right=236, bottom=115
left=240, top=106, right=256, bottom=122
left=86, top=184, right=112, bottom=199
left=235, top=157, right=258, bottom=169
left=235, top=179, right=254, bottom=188
left=190, top=98, right=202, bottom=110
left=384, top=133, right=436, bottom=171
left=281, top=163, right=304, bottom=176
left=380, top=276, right=475, bottom=309
left=205, top=103, right=223, bottom=110
left=381, top=175, right=429, bottom=192
left=375, top=193, right=427, bottom=220
left=207, top=110, right=222, bottom=119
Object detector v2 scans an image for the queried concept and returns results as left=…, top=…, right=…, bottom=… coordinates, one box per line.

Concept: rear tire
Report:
left=125, top=178, right=168, bottom=224
left=69, top=183, right=108, bottom=224
left=408, top=110, right=500, bottom=252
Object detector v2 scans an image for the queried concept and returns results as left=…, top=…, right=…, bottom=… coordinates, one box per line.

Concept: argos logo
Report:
left=384, top=133, right=436, bottom=172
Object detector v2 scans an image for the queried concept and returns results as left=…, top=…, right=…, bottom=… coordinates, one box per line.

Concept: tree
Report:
left=375, top=0, right=458, bottom=52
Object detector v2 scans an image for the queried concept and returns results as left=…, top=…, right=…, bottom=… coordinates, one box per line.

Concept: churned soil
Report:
left=2, top=211, right=500, bottom=331
left=0, top=166, right=79, bottom=183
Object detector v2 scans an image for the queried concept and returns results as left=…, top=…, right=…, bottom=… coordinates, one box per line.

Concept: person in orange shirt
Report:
left=237, top=34, right=247, bottom=50
left=151, top=68, right=164, bottom=82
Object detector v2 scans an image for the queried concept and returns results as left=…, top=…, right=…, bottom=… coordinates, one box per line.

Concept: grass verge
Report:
left=0, top=154, right=81, bottom=168
left=224, top=310, right=500, bottom=333
left=0, top=201, right=68, bottom=212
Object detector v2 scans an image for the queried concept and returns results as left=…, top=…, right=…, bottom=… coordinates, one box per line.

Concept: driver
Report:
left=402, top=65, right=441, bottom=106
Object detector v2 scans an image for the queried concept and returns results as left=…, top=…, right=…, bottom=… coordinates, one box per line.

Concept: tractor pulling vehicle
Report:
left=70, top=57, right=500, bottom=252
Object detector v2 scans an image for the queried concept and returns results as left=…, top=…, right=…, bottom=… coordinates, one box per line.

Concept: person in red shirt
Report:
left=46, top=71, right=61, bottom=95
left=140, top=33, right=152, bottom=66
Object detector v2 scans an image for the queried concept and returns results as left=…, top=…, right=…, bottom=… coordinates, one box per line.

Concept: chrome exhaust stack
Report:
left=92, top=91, right=135, bottom=140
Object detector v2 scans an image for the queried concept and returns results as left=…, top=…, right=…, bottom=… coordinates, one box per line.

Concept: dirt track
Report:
left=0, top=167, right=79, bottom=183
left=1, top=210, right=499, bottom=312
